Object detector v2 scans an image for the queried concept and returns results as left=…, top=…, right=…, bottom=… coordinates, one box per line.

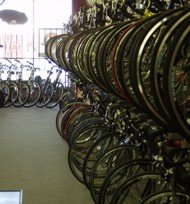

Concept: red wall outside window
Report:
left=72, top=0, right=87, bottom=14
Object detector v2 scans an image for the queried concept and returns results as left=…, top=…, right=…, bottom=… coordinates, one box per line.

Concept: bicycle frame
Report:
left=52, top=66, right=62, bottom=87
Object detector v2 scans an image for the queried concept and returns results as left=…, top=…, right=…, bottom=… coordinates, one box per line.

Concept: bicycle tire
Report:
left=59, top=91, right=74, bottom=109
left=97, top=20, right=136, bottom=99
left=12, top=81, right=30, bottom=107
left=24, top=81, right=41, bottom=107
left=99, top=159, right=156, bottom=204
left=67, top=111, right=98, bottom=140
left=82, top=132, right=125, bottom=187
left=129, top=8, right=184, bottom=127
left=111, top=17, right=160, bottom=107
left=1, top=82, right=10, bottom=106
left=162, top=14, right=190, bottom=140
left=36, top=81, right=54, bottom=108
left=68, top=125, right=107, bottom=183
left=55, top=35, right=70, bottom=71
left=60, top=104, right=92, bottom=141
left=111, top=19, right=142, bottom=102
left=46, top=81, right=64, bottom=108
left=56, top=101, right=85, bottom=137
left=149, top=6, right=190, bottom=132
left=45, top=34, right=68, bottom=66
left=141, top=190, right=190, bottom=204
left=69, top=28, right=97, bottom=83
left=4, top=82, right=19, bottom=107
left=88, top=145, right=136, bottom=203
left=86, top=24, right=118, bottom=92
left=61, top=31, right=83, bottom=73
left=63, top=106, right=95, bottom=141
left=110, top=172, right=165, bottom=204
left=68, top=117, right=106, bottom=146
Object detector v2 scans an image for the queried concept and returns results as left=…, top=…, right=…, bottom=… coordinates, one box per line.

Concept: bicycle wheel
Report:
left=162, top=15, right=190, bottom=140
left=45, top=34, right=68, bottom=65
left=60, top=104, right=91, bottom=141
left=13, top=82, right=30, bottom=107
left=0, top=0, right=5, bottom=5
left=68, top=115, right=106, bottom=144
left=4, top=82, right=19, bottom=107
left=141, top=190, right=190, bottom=204
left=68, top=116, right=106, bottom=144
left=24, top=81, right=41, bottom=107
left=86, top=24, right=118, bottom=93
left=56, top=101, right=84, bottom=137
left=46, top=81, right=64, bottom=108
left=88, top=145, right=136, bottom=203
left=68, top=124, right=107, bottom=183
left=1, top=82, right=10, bottom=106
left=110, top=172, right=166, bottom=204
left=55, top=35, right=70, bottom=71
left=60, top=31, right=83, bottom=73
left=129, top=8, right=184, bottom=128
left=36, top=82, right=54, bottom=108
left=96, top=20, right=136, bottom=99
left=111, top=18, right=155, bottom=107
left=82, top=132, right=125, bottom=187
left=99, top=159, right=156, bottom=204
left=69, top=28, right=96, bottom=83
left=111, top=19, right=140, bottom=101
left=59, top=91, right=71, bottom=109
left=64, top=106, right=95, bottom=142
left=149, top=6, right=190, bottom=134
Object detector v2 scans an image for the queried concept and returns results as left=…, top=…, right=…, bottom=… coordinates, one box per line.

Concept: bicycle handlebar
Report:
left=5, top=59, right=11, bottom=64
left=15, top=59, right=20, bottom=63
left=27, top=61, right=33, bottom=66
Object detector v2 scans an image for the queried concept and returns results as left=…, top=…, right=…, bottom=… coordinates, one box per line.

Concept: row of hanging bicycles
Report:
left=46, top=2, right=190, bottom=204
left=0, top=58, right=65, bottom=108
left=56, top=83, right=190, bottom=204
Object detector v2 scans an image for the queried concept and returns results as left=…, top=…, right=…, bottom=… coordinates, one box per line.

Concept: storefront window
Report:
left=0, top=0, right=72, bottom=82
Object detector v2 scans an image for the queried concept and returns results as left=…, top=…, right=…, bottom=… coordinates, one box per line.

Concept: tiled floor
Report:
left=0, top=106, right=94, bottom=204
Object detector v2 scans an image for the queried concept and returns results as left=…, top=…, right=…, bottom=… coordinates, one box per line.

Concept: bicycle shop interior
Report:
left=0, top=0, right=94, bottom=204
left=1, top=0, right=190, bottom=204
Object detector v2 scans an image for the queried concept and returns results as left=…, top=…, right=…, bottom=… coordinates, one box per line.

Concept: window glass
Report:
left=0, top=0, right=72, bottom=82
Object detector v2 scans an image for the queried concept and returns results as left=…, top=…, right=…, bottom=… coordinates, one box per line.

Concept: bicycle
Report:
left=0, top=62, right=9, bottom=106
left=105, top=134, right=190, bottom=204
left=3, top=59, right=19, bottom=107
left=11, top=59, right=30, bottom=107
left=23, top=61, right=41, bottom=107
left=46, top=62, right=65, bottom=108
left=36, top=61, right=55, bottom=108
left=49, top=4, right=190, bottom=204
